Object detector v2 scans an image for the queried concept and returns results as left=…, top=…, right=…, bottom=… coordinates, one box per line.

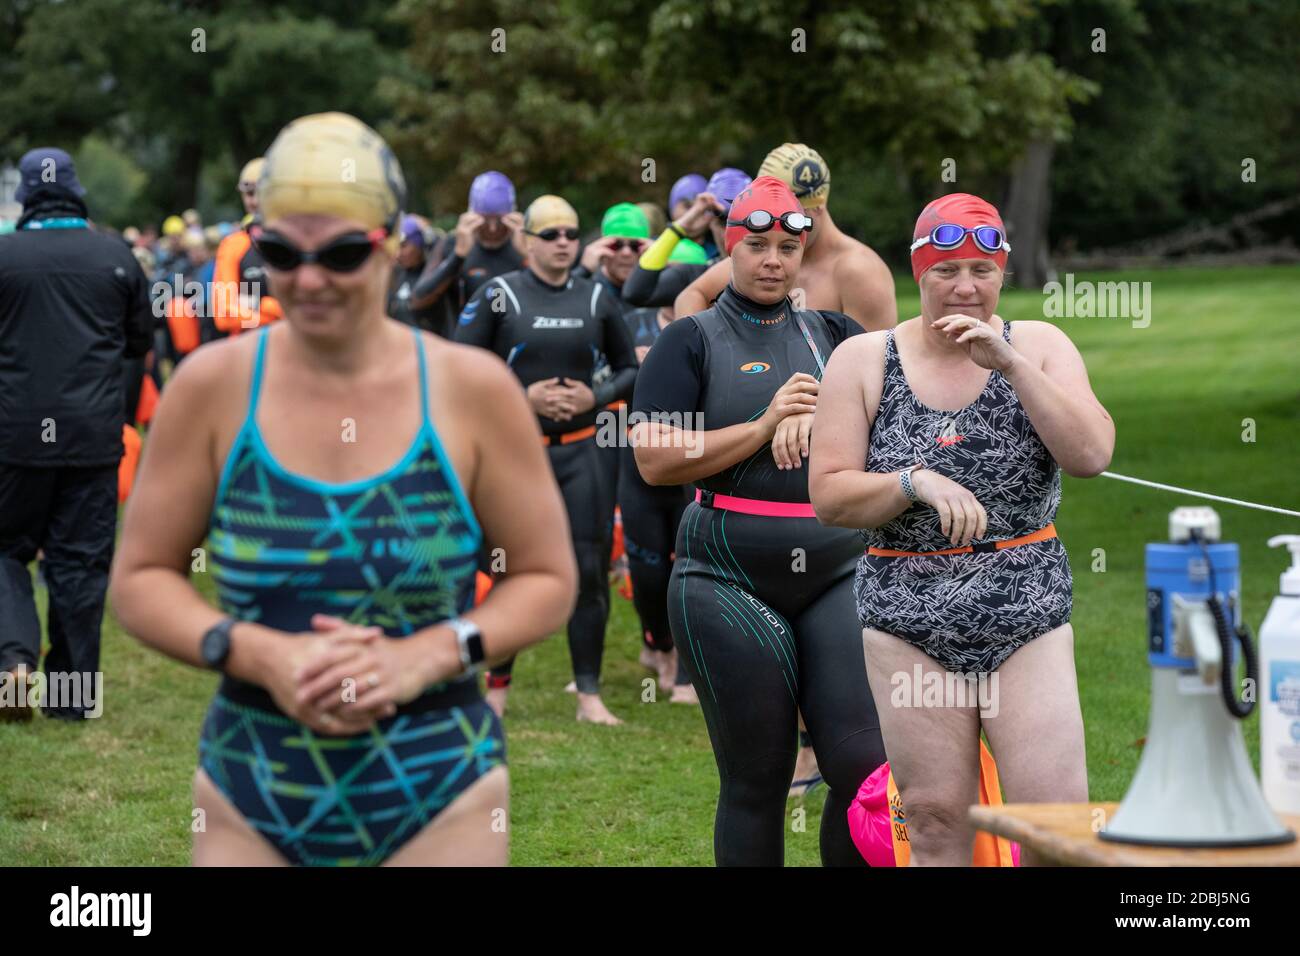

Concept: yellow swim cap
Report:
left=162, top=215, right=185, bottom=236
left=238, top=157, right=265, bottom=187
left=758, top=143, right=830, bottom=208
left=524, top=195, right=578, bottom=233
left=259, top=112, right=405, bottom=234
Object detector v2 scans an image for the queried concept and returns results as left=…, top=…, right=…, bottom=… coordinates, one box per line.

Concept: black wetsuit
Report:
left=387, top=261, right=442, bottom=332
left=598, top=283, right=693, bottom=675
left=455, top=268, right=637, bottom=693
left=632, top=284, right=885, bottom=866
left=413, top=238, right=525, bottom=337
left=622, top=259, right=711, bottom=308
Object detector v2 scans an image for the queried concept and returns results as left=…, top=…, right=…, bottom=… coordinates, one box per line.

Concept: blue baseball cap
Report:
left=15, top=148, right=86, bottom=205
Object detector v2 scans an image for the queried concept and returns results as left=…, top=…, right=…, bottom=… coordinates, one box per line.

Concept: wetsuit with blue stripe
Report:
left=201, top=325, right=502, bottom=866
left=455, top=268, right=637, bottom=694
left=633, top=284, right=885, bottom=866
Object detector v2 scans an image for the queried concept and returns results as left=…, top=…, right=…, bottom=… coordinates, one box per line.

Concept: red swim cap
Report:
left=910, top=193, right=1007, bottom=282
left=725, top=175, right=807, bottom=255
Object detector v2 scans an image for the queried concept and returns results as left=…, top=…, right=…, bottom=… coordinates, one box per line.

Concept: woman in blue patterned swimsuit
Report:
left=109, top=113, right=576, bottom=866
left=810, top=193, right=1115, bottom=865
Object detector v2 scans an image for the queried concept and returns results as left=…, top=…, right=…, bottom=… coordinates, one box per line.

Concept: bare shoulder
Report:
left=164, top=330, right=258, bottom=408
left=832, top=326, right=890, bottom=363
left=1006, top=318, right=1081, bottom=361
left=837, top=234, right=892, bottom=278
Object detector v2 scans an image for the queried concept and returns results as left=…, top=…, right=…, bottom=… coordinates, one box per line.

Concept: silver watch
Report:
left=446, top=617, right=485, bottom=674
left=900, top=464, right=924, bottom=503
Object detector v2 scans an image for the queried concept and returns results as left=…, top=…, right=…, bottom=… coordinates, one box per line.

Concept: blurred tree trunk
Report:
left=1004, top=139, right=1055, bottom=288
left=170, top=141, right=203, bottom=212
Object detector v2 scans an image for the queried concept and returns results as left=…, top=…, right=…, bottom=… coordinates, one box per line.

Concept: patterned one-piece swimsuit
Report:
left=853, top=320, right=1073, bottom=672
left=199, top=325, right=504, bottom=866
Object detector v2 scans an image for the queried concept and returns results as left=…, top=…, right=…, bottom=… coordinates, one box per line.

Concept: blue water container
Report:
left=1145, top=541, right=1240, bottom=668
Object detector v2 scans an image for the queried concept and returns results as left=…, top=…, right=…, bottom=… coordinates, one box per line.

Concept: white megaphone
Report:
left=1100, top=507, right=1295, bottom=847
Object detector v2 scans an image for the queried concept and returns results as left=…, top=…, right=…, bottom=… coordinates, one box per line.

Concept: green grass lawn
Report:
left=2, top=265, right=1297, bottom=865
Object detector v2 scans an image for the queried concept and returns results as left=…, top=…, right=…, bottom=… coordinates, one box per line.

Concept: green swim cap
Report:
left=668, top=238, right=709, bottom=264
left=601, top=202, right=650, bottom=239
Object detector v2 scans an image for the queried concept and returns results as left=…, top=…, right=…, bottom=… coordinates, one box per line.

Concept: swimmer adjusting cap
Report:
left=469, top=171, right=516, bottom=216
left=704, top=167, right=752, bottom=212
left=669, top=173, right=707, bottom=211
left=524, top=195, right=578, bottom=233
left=758, top=143, right=830, bottom=207
left=259, top=112, right=405, bottom=233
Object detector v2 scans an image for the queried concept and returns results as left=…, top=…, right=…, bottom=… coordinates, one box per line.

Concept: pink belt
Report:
left=695, top=488, right=817, bottom=518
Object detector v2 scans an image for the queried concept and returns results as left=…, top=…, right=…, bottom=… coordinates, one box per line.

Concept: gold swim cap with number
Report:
left=258, top=112, right=405, bottom=234
left=524, top=195, right=579, bottom=233
left=758, top=142, right=830, bottom=208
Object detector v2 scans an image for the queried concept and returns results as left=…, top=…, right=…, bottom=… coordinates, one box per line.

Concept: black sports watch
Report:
left=200, top=617, right=237, bottom=672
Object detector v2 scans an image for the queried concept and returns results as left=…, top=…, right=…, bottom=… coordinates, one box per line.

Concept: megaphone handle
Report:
left=1207, top=593, right=1256, bottom=719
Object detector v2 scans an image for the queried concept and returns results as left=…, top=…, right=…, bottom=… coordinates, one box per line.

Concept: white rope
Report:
left=1099, top=471, right=1300, bottom=519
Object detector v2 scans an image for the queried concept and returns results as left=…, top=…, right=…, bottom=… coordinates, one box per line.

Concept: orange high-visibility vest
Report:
left=213, top=230, right=283, bottom=334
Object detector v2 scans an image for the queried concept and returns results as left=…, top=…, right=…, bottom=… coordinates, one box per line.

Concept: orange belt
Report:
left=541, top=425, right=598, bottom=446
left=867, top=523, right=1057, bottom=558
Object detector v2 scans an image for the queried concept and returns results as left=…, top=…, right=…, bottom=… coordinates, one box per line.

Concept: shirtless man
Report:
left=673, top=143, right=897, bottom=333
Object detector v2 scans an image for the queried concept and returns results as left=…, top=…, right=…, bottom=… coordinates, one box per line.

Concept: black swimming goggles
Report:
left=909, top=223, right=1010, bottom=255
left=525, top=227, right=580, bottom=241
left=251, top=226, right=389, bottom=273
left=726, top=209, right=814, bottom=236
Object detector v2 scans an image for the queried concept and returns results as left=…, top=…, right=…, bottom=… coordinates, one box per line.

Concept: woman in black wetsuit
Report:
left=632, top=176, right=885, bottom=866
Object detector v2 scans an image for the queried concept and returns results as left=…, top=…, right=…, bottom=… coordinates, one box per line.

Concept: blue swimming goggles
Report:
left=909, top=223, right=1010, bottom=255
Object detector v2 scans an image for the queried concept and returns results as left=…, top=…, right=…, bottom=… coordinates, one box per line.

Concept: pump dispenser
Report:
left=1260, top=535, right=1300, bottom=814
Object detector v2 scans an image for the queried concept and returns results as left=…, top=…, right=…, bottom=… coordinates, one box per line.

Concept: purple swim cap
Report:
left=668, top=173, right=707, bottom=212
left=468, top=171, right=516, bottom=216
left=705, top=167, right=752, bottom=213
left=400, top=214, right=426, bottom=247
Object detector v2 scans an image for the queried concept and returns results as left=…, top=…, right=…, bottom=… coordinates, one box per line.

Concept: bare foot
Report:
left=669, top=683, right=699, bottom=705
left=656, top=648, right=677, bottom=693
left=788, top=745, right=823, bottom=798
left=638, top=645, right=657, bottom=671
left=575, top=693, right=623, bottom=726
left=484, top=686, right=508, bottom=719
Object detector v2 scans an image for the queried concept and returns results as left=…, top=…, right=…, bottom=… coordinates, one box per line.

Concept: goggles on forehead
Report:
left=910, top=223, right=1010, bottom=255
left=727, top=209, right=814, bottom=236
